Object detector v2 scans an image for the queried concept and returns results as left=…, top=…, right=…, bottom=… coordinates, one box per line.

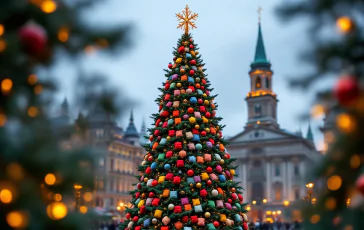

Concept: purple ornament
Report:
left=206, top=141, right=213, bottom=148
left=183, top=114, right=189, bottom=120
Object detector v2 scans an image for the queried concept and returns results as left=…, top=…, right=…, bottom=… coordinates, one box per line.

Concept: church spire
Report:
left=250, top=16, right=271, bottom=72
left=61, top=97, right=69, bottom=117
left=124, top=110, right=139, bottom=139
left=306, top=123, right=314, bottom=141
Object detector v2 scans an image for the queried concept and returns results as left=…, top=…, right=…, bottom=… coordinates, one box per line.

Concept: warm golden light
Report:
left=246, top=206, right=251, bottom=211
left=28, top=74, right=38, bottom=85
left=47, top=202, right=68, bottom=220
left=266, top=210, right=272, bottom=215
left=0, top=39, right=6, bottom=52
left=325, top=197, right=336, bottom=210
left=0, top=189, right=13, bottom=203
left=327, top=175, right=342, bottom=191
left=6, top=163, right=24, bottom=180
left=272, top=211, right=276, bottom=215
left=54, top=193, right=62, bottom=202
left=277, top=210, right=282, bottom=215
left=257, top=120, right=261, bottom=124
left=350, top=155, right=360, bottom=169
left=306, top=183, right=314, bottom=189
left=252, top=200, right=256, bottom=205
left=1, top=78, right=13, bottom=92
left=0, top=113, right=7, bottom=127
left=74, top=184, right=83, bottom=190
left=34, top=85, right=43, bottom=94
left=83, top=192, right=93, bottom=202
left=6, top=211, right=28, bottom=228
left=58, top=27, right=69, bottom=42
left=311, top=104, right=325, bottom=119
left=346, top=198, right=351, bottom=207
left=117, top=206, right=121, bottom=210
left=312, top=198, right=317, bottom=205
left=41, top=0, right=57, bottom=14
left=79, top=206, right=88, bottom=214
left=44, top=173, right=56, bottom=185
left=96, top=39, right=109, bottom=48
left=310, top=214, right=320, bottom=224
left=337, top=16, right=353, bottom=33
left=28, top=106, right=39, bottom=117
left=336, top=113, right=354, bottom=133
left=262, top=199, right=267, bottom=204
left=283, top=200, right=290, bottom=206
left=0, top=24, right=4, bottom=36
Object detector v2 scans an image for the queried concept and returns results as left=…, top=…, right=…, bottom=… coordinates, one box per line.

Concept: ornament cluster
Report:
left=121, top=34, right=248, bottom=230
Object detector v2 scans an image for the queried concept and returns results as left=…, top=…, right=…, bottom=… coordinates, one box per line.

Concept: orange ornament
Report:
left=180, top=69, right=185, bottom=73
left=196, top=83, right=200, bottom=88
left=187, top=107, right=194, bottom=113
left=174, top=221, right=183, bottom=229
left=211, top=103, right=215, bottom=109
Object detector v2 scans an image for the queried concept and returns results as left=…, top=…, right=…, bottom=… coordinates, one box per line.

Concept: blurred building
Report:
left=52, top=102, right=146, bottom=213
left=228, top=22, right=322, bottom=223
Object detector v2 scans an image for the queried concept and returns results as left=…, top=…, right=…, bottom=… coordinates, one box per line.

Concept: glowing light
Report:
left=117, top=206, right=121, bottom=210
left=83, top=192, right=93, bottom=202
left=246, top=206, right=251, bottom=211
left=6, top=211, right=27, bottom=228
left=272, top=211, right=276, bottom=215
left=0, top=189, right=12, bottom=203
left=325, top=197, right=336, bottom=210
left=41, top=1, right=57, bottom=14
left=0, top=39, right=6, bottom=52
left=311, top=104, right=325, bottom=119
left=310, top=214, right=320, bottom=224
left=350, top=155, right=360, bottom=169
left=327, top=175, right=342, bottom=191
left=54, top=193, right=62, bottom=201
left=336, top=113, right=354, bottom=133
left=44, top=173, right=56, bottom=185
left=311, top=198, right=317, bottom=205
left=28, top=106, right=39, bottom=117
left=47, top=202, right=68, bottom=220
left=0, top=113, right=6, bottom=126
left=96, top=39, right=108, bottom=48
left=257, top=121, right=261, bottom=124
left=84, top=45, right=96, bottom=54
left=79, top=206, right=87, bottom=214
left=34, top=85, right=43, bottom=94
left=283, top=200, right=290, bottom=206
left=277, top=210, right=282, bottom=215
left=346, top=198, right=351, bottom=207
left=58, top=27, right=69, bottom=42
left=6, top=163, right=24, bottom=180
left=337, top=16, right=353, bottom=33
left=252, top=200, right=256, bottom=205
left=1, top=78, right=13, bottom=92
left=28, top=74, right=37, bottom=85
left=266, top=210, right=272, bottom=215
left=0, top=24, right=4, bottom=36
left=306, top=183, right=314, bottom=189
left=262, top=199, right=267, bottom=204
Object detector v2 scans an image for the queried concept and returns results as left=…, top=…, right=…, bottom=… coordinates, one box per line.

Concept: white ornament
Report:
left=152, top=218, right=158, bottom=224
left=127, top=221, right=134, bottom=228
left=141, top=160, right=146, bottom=166
left=168, top=203, right=175, bottom=210
left=211, top=189, right=218, bottom=196
left=186, top=88, right=193, bottom=94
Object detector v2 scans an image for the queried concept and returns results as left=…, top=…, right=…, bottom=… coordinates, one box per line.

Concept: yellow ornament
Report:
left=144, top=177, right=149, bottom=183
left=216, top=126, right=219, bottom=130
left=231, top=188, right=236, bottom=193
left=204, top=100, right=209, bottom=105
left=190, top=183, right=194, bottom=188
left=166, top=136, right=171, bottom=141
left=190, top=50, right=196, bottom=56
left=194, top=124, right=200, bottom=129
left=189, top=117, right=196, bottom=124
left=205, top=212, right=211, bottom=218
left=176, top=58, right=182, bottom=64
left=202, top=117, right=208, bottom=123
left=205, top=128, right=210, bottom=133
left=196, top=51, right=199, bottom=55
left=177, top=83, right=182, bottom=88
left=220, top=159, right=225, bottom=164
left=203, top=93, right=207, bottom=97
left=196, top=182, right=202, bottom=188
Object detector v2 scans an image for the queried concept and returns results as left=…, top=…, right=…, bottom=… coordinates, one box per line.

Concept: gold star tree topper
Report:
left=176, top=5, right=198, bottom=34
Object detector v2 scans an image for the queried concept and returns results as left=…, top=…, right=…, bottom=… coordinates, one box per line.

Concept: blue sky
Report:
left=55, top=0, right=333, bottom=150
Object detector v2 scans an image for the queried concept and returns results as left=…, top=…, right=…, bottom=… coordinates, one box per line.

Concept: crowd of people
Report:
left=248, top=220, right=302, bottom=230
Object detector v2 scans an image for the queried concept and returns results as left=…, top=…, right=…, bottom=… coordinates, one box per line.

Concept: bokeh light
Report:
left=28, top=106, right=39, bottom=117
left=6, top=211, right=28, bottom=228
left=325, top=197, right=336, bottom=210
left=0, top=39, right=6, bottom=52
left=0, top=113, right=6, bottom=126
left=58, top=27, right=69, bottom=42
left=41, top=1, right=57, bottom=14
left=54, top=193, right=62, bottom=202
left=310, top=214, right=320, bottom=224
left=311, top=104, right=325, bottom=119
left=47, top=202, right=68, bottom=220
left=0, top=24, right=4, bottom=36
left=44, top=173, right=56, bottom=185
left=80, top=206, right=88, bottom=214
left=34, top=85, right=43, bottom=94
left=327, top=175, right=342, bottom=191
left=337, top=16, right=353, bottom=33
left=0, top=189, right=12, bottom=203
left=336, top=113, right=354, bottom=133
left=350, top=155, right=360, bottom=169
left=1, top=78, right=13, bottom=92
left=27, top=74, right=37, bottom=85
left=83, top=192, right=93, bottom=202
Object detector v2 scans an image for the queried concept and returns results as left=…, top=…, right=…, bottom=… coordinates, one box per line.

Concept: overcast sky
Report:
left=55, top=0, right=333, bottom=150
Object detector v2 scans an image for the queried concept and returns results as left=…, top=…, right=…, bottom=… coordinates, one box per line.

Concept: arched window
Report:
left=252, top=182, right=264, bottom=202
left=256, top=77, right=261, bottom=89
left=254, top=104, right=261, bottom=116
left=274, top=182, right=283, bottom=201
left=265, top=78, right=270, bottom=89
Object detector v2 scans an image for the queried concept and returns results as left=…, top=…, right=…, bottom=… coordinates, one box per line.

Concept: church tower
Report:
left=245, top=21, right=279, bottom=129
left=123, top=110, right=140, bottom=146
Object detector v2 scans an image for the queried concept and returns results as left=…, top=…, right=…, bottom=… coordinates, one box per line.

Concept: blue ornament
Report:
left=190, top=97, right=197, bottom=104
left=196, top=143, right=202, bottom=150
left=164, top=164, right=171, bottom=170
left=186, top=53, right=192, bottom=59
left=151, top=162, right=157, bottom=170
left=188, top=77, right=194, bottom=84
left=188, top=156, right=196, bottom=163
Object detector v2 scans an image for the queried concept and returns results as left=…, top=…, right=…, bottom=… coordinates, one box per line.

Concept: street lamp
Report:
left=262, top=198, right=267, bottom=204
left=283, top=200, right=290, bottom=207
left=74, top=184, right=83, bottom=212
left=304, top=182, right=314, bottom=202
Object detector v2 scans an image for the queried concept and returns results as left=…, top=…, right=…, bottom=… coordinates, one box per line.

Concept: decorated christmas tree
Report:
left=120, top=5, right=248, bottom=230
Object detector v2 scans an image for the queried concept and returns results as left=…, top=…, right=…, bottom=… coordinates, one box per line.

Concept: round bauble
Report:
left=152, top=218, right=158, bottom=224
left=152, top=180, right=158, bottom=186
left=204, top=100, right=209, bottom=105
left=334, top=75, right=360, bottom=106
left=149, top=192, right=155, bottom=198
left=143, top=177, right=148, bottom=183
left=206, top=166, right=213, bottom=173
left=126, top=213, right=131, bottom=219
left=190, top=44, right=194, bottom=49
left=190, top=183, right=194, bottom=188
left=198, top=98, right=203, bottom=104
left=157, top=136, right=161, bottom=140
left=190, top=60, right=196, bottom=65
left=187, top=107, right=194, bottom=113
left=178, top=46, right=185, bottom=53
left=205, top=112, right=211, bottom=118
left=168, top=204, right=175, bottom=210
left=148, top=156, right=153, bottom=162
left=166, top=136, right=171, bottom=141
left=356, top=174, right=364, bottom=194
left=207, top=180, right=212, bottom=186
left=141, top=160, right=146, bottom=166
left=205, top=212, right=211, bottom=218
left=201, top=131, right=206, bottom=136
left=196, top=83, right=200, bottom=88
left=231, top=188, right=236, bottom=193
left=196, top=182, right=202, bottom=188
left=177, top=82, right=182, bottom=88
left=133, top=216, right=138, bottom=222
left=186, top=88, right=193, bottom=94
left=164, top=164, right=171, bottom=170
left=205, top=128, right=210, bottom=133
left=211, top=189, right=218, bottom=196
left=220, top=159, right=225, bottom=164
left=19, top=22, right=47, bottom=56
left=190, top=70, right=195, bottom=75
left=195, top=124, right=200, bottom=129
left=180, top=69, right=185, bottom=73
left=213, top=221, right=220, bottom=227
left=168, top=63, right=172, bottom=69
left=189, top=38, right=193, bottom=42
left=196, top=77, right=200, bottom=82
left=187, top=169, right=194, bottom=176
left=228, top=198, right=232, bottom=203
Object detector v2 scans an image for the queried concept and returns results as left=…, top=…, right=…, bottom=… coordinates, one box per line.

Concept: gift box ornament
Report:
left=192, top=198, right=201, bottom=206
left=194, top=111, right=201, bottom=118
left=138, top=199, right=145, bottom=208
left=158, top=153, right=165, bottom=161
left=184, top=227, right=192, bottom=230
left=202, top=117, right=208, bottom=123
left=185, top=131, right=193, bottom=139
left=158, top=176, right=165, bottom=183
left=152, top=198, right=160, bottom=206
left=204, top=154, right=211, bottom=162
left=197, top=156, right=204, bottom=163
left=207, top=200, right=215, bottom=209
left=162, top=189, right=170, bottom=197
left=197, top=218, right=205, bottom=226
left=162, top=216, right=170, bottom=225
left=188, top=156, right=196, bottom=163
left=193, top=176, right=201, bottom=183
left=188, top=143, right=195, bottom=150
left=201, top=172, right=209, bottom=180
left=193, top=134, right=200, bottom=142
left=170, top=191, right=177, bottom=199
left=206, top=223, right=216, bottom=230
left=177, top=160, right=184, bottom=168
left=199, top=106, right=206, bottom=112
left=173, top=101, right=180, bottom=108
left=216, top=200, right=223, bottom=208
left=173, top=110, right=180, bottom=117
left=162, top=121, right=168, bottom=128
left=188, top=116, right=196, bottom=123
left=166, top=173, right=173, bottom=180
left=154, top=209, right=163, bottom=218
left=174, top=89, right=181, bottom=96
left=181, top=197, right=189, bottom=205
left=174, top=205, right=182, bottom=213
left=146, top=198, right=153, bottom=206
left=174, top=142, right=182, bottom=149
left=181, top=75, right=188, bottom=81
left=183, top=114, right=189, bottom=120
left=192, top=66, right=197, bottom=71
left=175, top=117, right=181, bottom=125
left=173, top=176, right=181, bottom=184
left=186, top=88, right=193, bottom=94
left=194, top=205, right=203, bottom=213
left=144, top=218, right=151, bottom=227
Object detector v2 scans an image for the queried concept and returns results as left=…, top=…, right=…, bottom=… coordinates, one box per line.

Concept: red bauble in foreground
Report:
left=356, top=174, right=364, bottom=194
left=334, top=75, right=360, bottom=105
left=19, top=22, right=47, bottom=56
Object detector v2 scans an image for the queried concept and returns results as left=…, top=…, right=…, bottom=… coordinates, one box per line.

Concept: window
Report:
left=252, top=182, right=264, bottom=202
left=294, top=189, right=300, bottom=200
left=265, top=78, right=270, bottom=89
left=294, top=165, right=300, bottom=176
left=256, top=77, right=261, bottom=89
left=99, top=157, right=104, bottom=167
left=110, top=159, right=114, bottom=171
left=95, top=129, right=104, bottom=138
left=109, top=178, right=114, bottom=192
left=274, top=183, right=283, bottom=201
left=116, top=179, right=120, bottom=192
left=275, top=164, right=281, bottom=176
left=109, top=198, right=114, bottom=206
left=254, top=104, right=262, bottom=116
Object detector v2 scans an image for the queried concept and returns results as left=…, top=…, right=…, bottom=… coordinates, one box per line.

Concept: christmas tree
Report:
left=276, top=0, right=364, bottom=229
left=120, top=6, right=248, bottom=230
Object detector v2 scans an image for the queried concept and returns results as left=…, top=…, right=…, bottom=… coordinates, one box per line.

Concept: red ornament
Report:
left=189, top=38, right=193, bottom=42
left=173, top=57, right=177, bottom=61
left=206, top=167, right=213, bottom=173
left=198, top=98, right=203, bottom=104
left=187, top=107, right=194, bottom=114
left=133, top=216, right=139, bottom=222
left=334, top=75, right=360, bottom=105
left=228, top=198, right=232, bottom=203
left=173, top=176, right=181, bottom=184
left=356, top=174, right=364, bottom=194
left=135, top=192, right=140, bottom=199
left=125, top=213, right=131, bottom=219
left=206, top=180, right=212, bottom=186
left=213, top=221, right=220, bottom=227
left=205, top=112, right=211, bottom=118
left=243, top=222, right=248, bottom=230
left=168, top=63, right=173, bottom=69
left=157, top=136, right=161, bottom=140
left=187, top=169, right=194, bottom=176
left=201, top=131, right=206, bottom=136
left=161, top=111, right=169, bottom=117
left=19, top=22, right=47, bottom=56
left=148, top=156, right=153, bottom=162
left=149, top=192, right=155, bottom=198
left=189, top=44, right=194, bottom=49
left=200, top=189, right=208, bottom=197
left=200, top=86, right=204, bottom=90
left=178, top=46, right=185, bottom=53
left=152, top=180, right=158, bottom=186
left=182, top=216, right=189, bottom=223
left=238, top=194, right=244, bottom=202
left=154, top=130, right=160, bottom=136
left=190, top=60, right=196, bottom=65
left=166, top=151, right=173, bottom=158
left=146, top=167, right=152, bottom=174
left=232, top=193, right=238, bottom=200
left=190, top=70, right=195, bottom=75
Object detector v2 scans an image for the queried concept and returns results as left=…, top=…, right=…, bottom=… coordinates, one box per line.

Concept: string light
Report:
left=350, top=155, right=360, bottom=169
left=0, top=39, right=6, bottom=52
left=34, top=85, right=43, bottom=94
left=327, top=175, right=342, bottom=191
left=28, top=106, right=39, bottom=117
left=41, top=0, right=57, bottom=14
left=0, top=189, right=12, bottom=203
left=79, top=206, right=88, bottom=214
left=6, top=211, right=28, bottom=228
left=47, top=202, right=68, bottom=220
left=0, top=113, right=6, bottom=126
left=83, top=192, right=93, bottom=202
left=44, top=173, right=56, bottom=185
left=336, top=16, right=353, bottom=34
left=1, top=78, right=13, bottom=93
left=28, top=74, right=38, bottom=85
left=57, top=27, right=69, bottom=42
left=54, top=193, right=62, bottom=201
left=0, top=24, right=4, bottom=36
left=310, top=214, right=320, bottom=224
left=336, top=113, right=354, bottom=133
